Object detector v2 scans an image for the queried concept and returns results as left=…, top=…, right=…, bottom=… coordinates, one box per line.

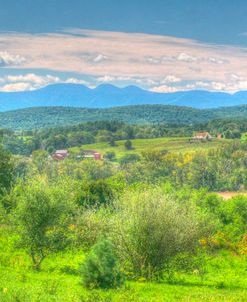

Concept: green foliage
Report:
left=112, top=188, right=212, bottom=279
left=75, top=179, right=114, bottom=207
left=108, top=137, right=117, bottom=147
left=0, top=145, right=13, bottom=198
left=1, top=113, right=247, bottom=299
left=74, top=208, right=112, bottom=250
left=124, top=139, right=132, bottom=150
left=15, top=181, right=72, bottom=270
left=218, top=195, right=247, bottom=241
left=119, top=153, right=140, bottom=165
left=104, top=151, right=116, bottom=161
left=4, top=104, right=247, bottom=130
left=32, top=149, right=48, bottom=173
left=81, top=238, right=124, bottom=289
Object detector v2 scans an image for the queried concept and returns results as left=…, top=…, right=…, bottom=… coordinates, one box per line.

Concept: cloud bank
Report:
left=1, top=29, right=247, bottom=92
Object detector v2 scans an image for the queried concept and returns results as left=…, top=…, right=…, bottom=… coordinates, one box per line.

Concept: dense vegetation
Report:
left=0, top=125, right=247, bottom=300
left=1, top=117, right=247, bottom=156
left=2, top=104, right=247, bottom=129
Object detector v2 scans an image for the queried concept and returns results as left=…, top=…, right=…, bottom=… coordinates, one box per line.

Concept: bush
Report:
left=75, top=179, right=114, bottom=207
left=112, top=188, right=212, bottom=279
left=119, top=154, right=141, bottom=165
left=81, top=238, right=124, bottom=289
left=124, top=140, right=133, bottom=150
left=74, top=207, right=112, bottom=250
left=104, top=152, right=116, bottom=161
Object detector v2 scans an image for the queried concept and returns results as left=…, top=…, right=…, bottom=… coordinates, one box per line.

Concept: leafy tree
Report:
left=119, top=154, right=140, bottom=165
left=81, top=238, right=124, bottom=289
left=46, top=145, right=56, bottom=155
left=76, top=179, right=114, bottom=207
left=32, top=149, right=48, bottom=173
left=104, top=151, right=116, bottom=161
left=15, top=182, right=71, bottom=270
left=124, top=140, right=132, bottom=150
left=108, top=137, right=117, bottom=147
left=0, top=145, right=13, bottom=197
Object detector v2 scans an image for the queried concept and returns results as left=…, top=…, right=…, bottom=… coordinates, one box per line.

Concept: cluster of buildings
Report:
left=52, top=149, right=101, bottom=161
left=191, top=132, right=223, bottom=142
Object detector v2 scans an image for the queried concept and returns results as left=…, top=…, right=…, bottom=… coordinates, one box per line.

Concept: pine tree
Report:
left=81, top=238, right=124, bottom=289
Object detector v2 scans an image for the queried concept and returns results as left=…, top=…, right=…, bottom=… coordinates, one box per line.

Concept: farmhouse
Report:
left=81, top=150, right=102, bottom=160
left=52, top=150, right=69, bottom=160
left=192, top=132, right=212, bottom=141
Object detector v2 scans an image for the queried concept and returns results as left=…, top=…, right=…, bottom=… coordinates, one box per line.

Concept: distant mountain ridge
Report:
left=2, top=104, right=247, bottom=130
left=1, top=83, right=247, bottom=111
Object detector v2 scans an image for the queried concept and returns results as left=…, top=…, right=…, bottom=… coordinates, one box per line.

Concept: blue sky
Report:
left=1, top=0, right=247, bottom=92
left=2, top=0, right=247, bottom=46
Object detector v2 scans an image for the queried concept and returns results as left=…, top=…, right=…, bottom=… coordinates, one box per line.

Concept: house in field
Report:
left=192, top=132, right=212, bottom=141
left=80, top=150, right=102, bottom=160
left=52, top=150, right=69, bottom=160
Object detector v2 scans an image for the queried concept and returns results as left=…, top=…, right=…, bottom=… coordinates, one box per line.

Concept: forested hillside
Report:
left=2, top=104, right=247, bottom=130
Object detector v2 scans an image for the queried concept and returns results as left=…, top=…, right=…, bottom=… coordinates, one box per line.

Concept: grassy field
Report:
left=70, top=137, right=231, bottom=160
left=0, top=229, right=247, bottom=302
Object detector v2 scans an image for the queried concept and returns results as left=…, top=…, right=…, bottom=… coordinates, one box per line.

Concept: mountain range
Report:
left=1, top=83, right=247, bottom=111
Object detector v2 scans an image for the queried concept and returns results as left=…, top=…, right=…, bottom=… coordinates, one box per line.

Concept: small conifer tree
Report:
left=81, top=238, right=124, bottom=289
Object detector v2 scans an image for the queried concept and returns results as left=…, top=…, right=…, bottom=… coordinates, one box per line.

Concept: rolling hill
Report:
left=2, top=104, right=247, bottom=130
left=1, top=83, right=247, bottom=111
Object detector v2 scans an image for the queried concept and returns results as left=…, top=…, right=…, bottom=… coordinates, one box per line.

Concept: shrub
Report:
left=74, top=207, right=112, bottom=250
left=119, top=154, right=141, bottom=165
left=75, top=179, right=114, bottom=207
left=112, top=188, right=212, bottom=279
left=218, top=195, right=247, bottom=241
left=81, top=238, right=124, bottom=289
left=124, top=140, right=133, bottom=150
left=104, top=152, right=116, bottom=161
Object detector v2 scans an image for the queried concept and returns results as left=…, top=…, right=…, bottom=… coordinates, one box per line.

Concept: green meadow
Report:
left=70, top=137, right=230, bottom=159
left=1, top=228, right=246, bottom=302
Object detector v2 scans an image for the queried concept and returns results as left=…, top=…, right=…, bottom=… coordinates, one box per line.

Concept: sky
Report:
left=1, top=0, right=247, bottom=92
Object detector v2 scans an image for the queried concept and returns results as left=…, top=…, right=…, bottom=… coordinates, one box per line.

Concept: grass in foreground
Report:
left=0, top=230, right=246, bottom=302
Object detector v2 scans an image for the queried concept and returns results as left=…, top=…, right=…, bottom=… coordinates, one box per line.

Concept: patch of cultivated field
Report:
left=70, top=137, right=232, bottom=159
left=216, top=192, right=247, bottom=200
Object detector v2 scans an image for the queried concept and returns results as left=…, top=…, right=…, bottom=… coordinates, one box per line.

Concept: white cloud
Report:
left=97, top=75, right=116, bottom=82
left=93, top=54, right=108, bottom=63
left=208, top=57, right=227, bottom=65
left=177, top=53, right=197, bottom=62
left=4, top=74, right=60, bottom=85
left=0, top=73, right=90, bottom=92
left=161, top=75, right=181, bottom=84
left=64, top=78, right=89, bottom=85
left=1, top=82, right=33, bottom=92
left=146, top=57, right=161, bottom=64
left=150, top=85, right=181, bottom=93
left=0, top=51, right=26, bottom=66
